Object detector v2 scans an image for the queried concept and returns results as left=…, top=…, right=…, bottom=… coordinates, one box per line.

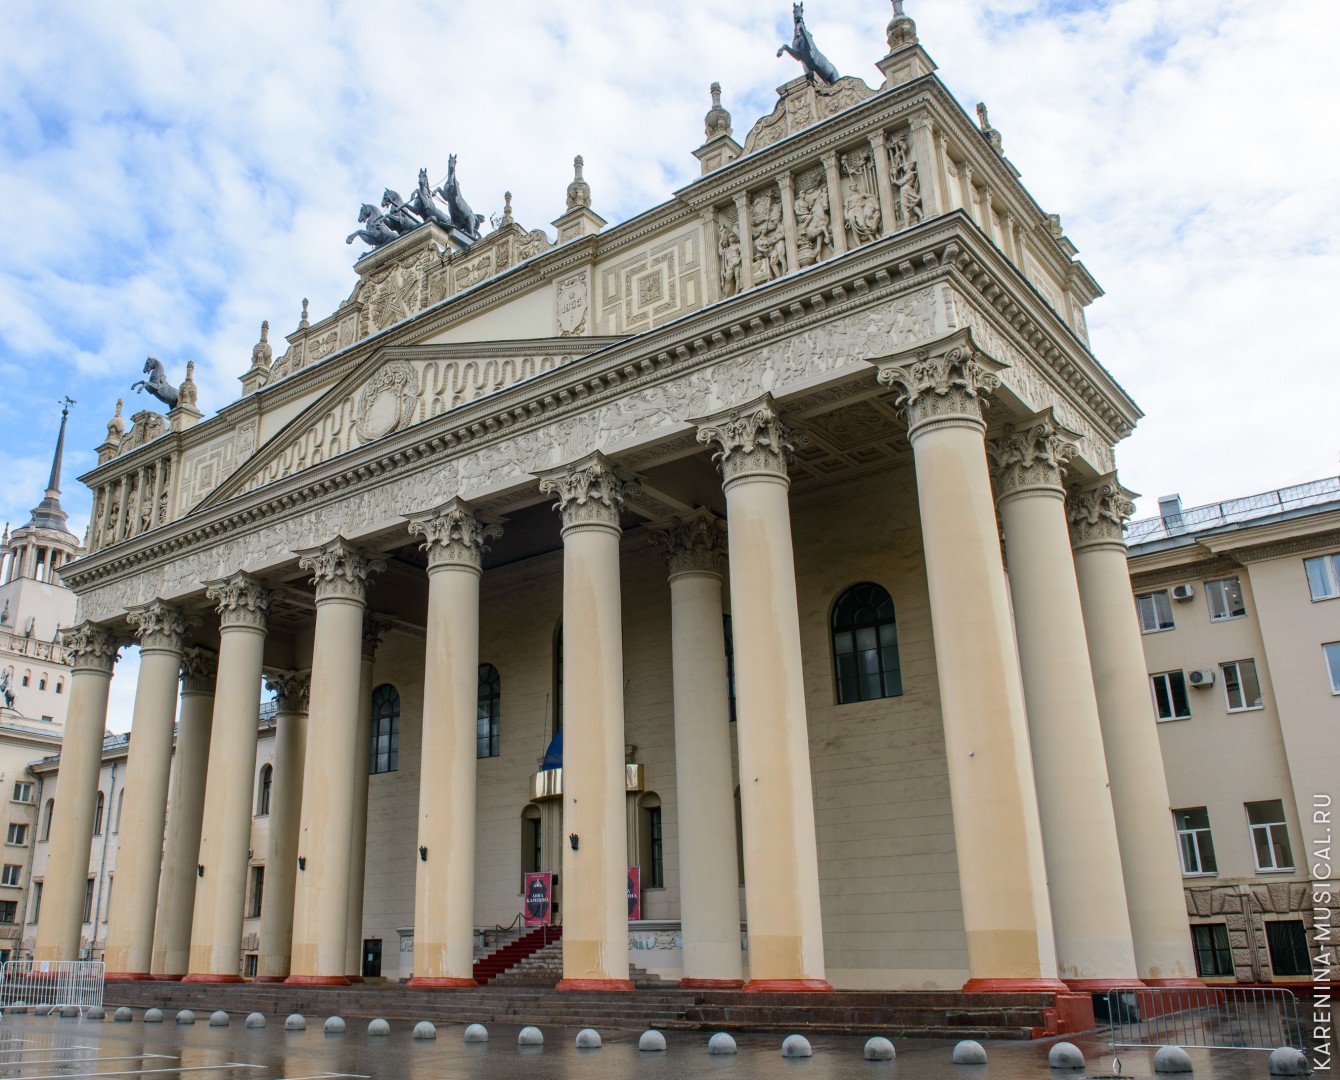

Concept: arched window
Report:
left=40, top=799, right=54, bottom=842
left=477, top=664, right=500, bottom=759
left=38, top=674, right=47, bottom=691
left=723, top=614, right=737, bottom=723
left=92, top=791, right=105, bottom=836
left=369, top=685, right=400, bottom=774
left=256, top=765, right=272, bottom=816
left=55, top=678, right=63, bottom=695
left=831, top=582, right=903, bottom=704
left=637, top=792, right=664, bottom=890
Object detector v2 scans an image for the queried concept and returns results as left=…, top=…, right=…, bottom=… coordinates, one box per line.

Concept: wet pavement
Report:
left=0, top=1011, right=1314, bottom=1079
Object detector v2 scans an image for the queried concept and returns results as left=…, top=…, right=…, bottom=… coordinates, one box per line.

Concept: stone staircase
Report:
left=486, top=939, right=669, bottom=988
left=473, top=926, right=562, bottom=985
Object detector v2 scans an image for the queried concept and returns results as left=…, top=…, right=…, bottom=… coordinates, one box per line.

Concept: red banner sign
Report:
left=627, top=865, right=641, bottom=921
left=524, top=872, right=552, bottom=927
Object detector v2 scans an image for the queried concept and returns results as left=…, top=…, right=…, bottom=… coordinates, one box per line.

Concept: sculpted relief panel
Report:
left=599, top=229, right=703, bottom=335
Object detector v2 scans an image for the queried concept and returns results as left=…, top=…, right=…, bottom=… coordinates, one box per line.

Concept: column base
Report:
left=150, top=974, right=185, bottom=982
left=962, top=977, right=1072, bottom=993
left=743, top=979, right=834, bottom=992
left=105, top=972, right=153, bottom=981
left=1064, top=978, right=1147, bottom=992
left=1140, top=978, right=1205, bottom=988
left=556, top=978, right=635, bottom=991
left=253, top=976, right=288, bottom=983
left=406, top=976, right=478, bottom=989
left=345, top=975, right=364, bottom=984
left=182, top=973, right=244, bottom=984
left=679, top=978, right=745, bottom=989
left=284, top=974, right=351, bottom=986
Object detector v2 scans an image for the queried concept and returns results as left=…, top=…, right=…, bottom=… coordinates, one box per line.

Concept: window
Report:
left=1173, top=807, right=1217, bottom=875
left=1324, top=643, right=1340, bottom=695
left=40, top=800, right=52, bottom=841
left=723, top=614, right=737, bottom=723
left=521, top=805, right=542, bottom=877
left=114, top=790, right=124, bottom=832
left=104, top=876, right=112, bottom=922
left=256, top=765, right=272, bottom=816
left=1304, top=553, right=1340, bottom=600
left=1, top=864, right=21, bottom=887
left=1221, top=659, right=1263, bottom=711
left=0, top=901, right=15, bottom=925
left=1151, top=671, right=1192, bottom=721
left=1246, top=800, right=1293, bottom=871
left=243, top=954, right=258, bottom=978
left=37, top=677, right=45, bottom=691
left=638, top=794, right=664, bottom=890
left=82, top=878, right=94, bottom=924
left=30, top=881, right=42, bottom=923
left=6, top=823, right=27, bottom=846
left=1266, top=921, right=1312, bottom=977
left=20, top=675, right=28, bottom=687
left=1205, top=577, right=1246, bottom=621
left=92, top=791, right=104, bottom=836
left=249, top=866, right=264, bottom=919
left=55, top=680, right=62, bottom=694
left=477, top=664, right=500, bottom=759
left=1191, top=924, right=1233, bottom=977
left=11, top=781, right=32, bottom=803
left=832, top=582, right=903, bottom=703
left=552, top=624, right=563, bottom=735
left=1136, top=590, right=1175, bottom=633
left=369, top=685, right=400, bottom=774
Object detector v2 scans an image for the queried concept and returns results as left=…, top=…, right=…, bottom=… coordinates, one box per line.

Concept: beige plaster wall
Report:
left=421, top=287, right=556, bottom=345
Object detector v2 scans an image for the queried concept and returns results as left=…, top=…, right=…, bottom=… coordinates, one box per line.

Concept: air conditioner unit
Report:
left=1171, top=583, right=1195, bottom=602
left=1187, top=668, right=1216, bottom=688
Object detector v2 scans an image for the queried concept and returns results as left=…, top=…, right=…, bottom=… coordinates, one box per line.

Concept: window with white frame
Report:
left=1136, top=590, right=1175, bottom=633
left=1221, top=659, right=1263, bottom=711
left=0, top=864, right=20, bottom=887
left=1246, top=799, right=1293, bottom=871
left=5, top=824, right=27, bottom=846
left=1324, top=643, right=1340, bottom=695
left=1173, top=807, right=1217, bottom=875
left=1304, top=552, right=1340, bottom=601
left=11, top=781, right=32, bottom=803
left=1151, top=671, right=1192, bottom=721
left=1205, top=577, right=1246, bottom=621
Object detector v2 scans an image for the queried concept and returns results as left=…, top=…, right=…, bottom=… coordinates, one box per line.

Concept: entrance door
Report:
left=362, top=938, right=382, bottom=979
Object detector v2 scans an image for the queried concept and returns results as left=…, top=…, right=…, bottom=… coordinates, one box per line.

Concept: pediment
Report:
left=743, top=75, right=877, bottom=155
left=198, top=339, right=608, bottom=510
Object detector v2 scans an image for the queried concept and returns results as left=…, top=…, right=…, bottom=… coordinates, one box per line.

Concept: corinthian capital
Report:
left=693, top=393, right=797, bottom=486
left=60, top=621, right=121, bottom=675
left=1067, top=471, right=1138, bottom=551
left=296, top=538, right=386, bottom=604
left=537, top=451, right=631, bottom=533
left=406, top=498, right=503, bottom=572
left=362, top=615, right=391, bottom=660
left=126, top=599, right=197, bottom=653
left=651, top=509, right=728, bottom=578
left=873, top=329, right=1005, bottom=436
left=206, top=573, right=275, bottom=630
left=179, top=646, right=218, bottom=693
left=987, top=411, right=1079, bottom=500
left=264, top=669, right=311, bottom=714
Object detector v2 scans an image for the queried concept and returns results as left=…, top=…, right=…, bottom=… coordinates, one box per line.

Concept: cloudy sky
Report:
left=2, top=0, right=1336, bottom=727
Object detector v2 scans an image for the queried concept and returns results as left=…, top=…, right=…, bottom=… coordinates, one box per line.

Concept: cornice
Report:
left=1129, top=555, right=1242, bottom=593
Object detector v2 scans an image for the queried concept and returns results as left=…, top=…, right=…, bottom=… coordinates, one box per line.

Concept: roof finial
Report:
left=25, top=399, right=76, bottom=535
left=299, top=297, right=310, bottom=329
left=502, top=190, right=514, bottom=226
left=704, top=81, right=733, bottom=140
left=566, top=155, right=591, bottom=210
left=887, top=0, right=918, bottom=50
left=252, top=320, right=273, bottom=370
left=107, top=397, right=125, bottom=439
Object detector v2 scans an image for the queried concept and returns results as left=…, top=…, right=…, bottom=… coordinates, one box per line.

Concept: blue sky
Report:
left=2, top=0, right=1337, bottom=726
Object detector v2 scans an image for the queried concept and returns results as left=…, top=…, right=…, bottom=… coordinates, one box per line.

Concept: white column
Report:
left=185, top=575, right=272, bottom=982
left=286, top=539, right=384, bottom=985
left=653, top=511, right=743, bottom=987
left=989, top=416, right=1141, bottom=989
left=537, top=452, right=634, bottom=990
left=104, top=601, right=193, bottom=978
left=874, top=332, right=1064, bottom=991
left=256, top=671, right=309, bottom=981
left=694, top=396, right=830, bottom=991
left=344, top=620, right=386, bottom=979
left=151, top=647, right=216, bottom=978
left=405, top=499, right=501, bottom=987
left=1069, top=474, right=1201, bottom=985
left=34, top=623, right=120, bottom=962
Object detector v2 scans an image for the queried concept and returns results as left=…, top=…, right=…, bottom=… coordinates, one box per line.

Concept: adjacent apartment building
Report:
left=1127, top=475, right=1339, bottom=985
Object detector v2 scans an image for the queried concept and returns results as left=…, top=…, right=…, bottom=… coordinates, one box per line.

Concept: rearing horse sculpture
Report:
left=777, top=2, right=839, bottom=84
left=131, top=357, right=179, bottom=409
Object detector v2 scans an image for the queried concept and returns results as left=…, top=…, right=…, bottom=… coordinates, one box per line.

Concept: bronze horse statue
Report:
left=439, top=154, right=484, bottom=239
left=778, top=2, right=839, bottom=84
left=131, top=357, right=179, bottom=409
left=346, top=203, right=400, bottom=249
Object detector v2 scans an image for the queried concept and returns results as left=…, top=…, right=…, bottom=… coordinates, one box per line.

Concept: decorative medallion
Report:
left=556, top=272, right=589, bottom=336
left=355, top=359, right=419, bottom=444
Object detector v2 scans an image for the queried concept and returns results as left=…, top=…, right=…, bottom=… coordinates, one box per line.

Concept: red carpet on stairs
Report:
left=472, top=926, right=564, bottom=984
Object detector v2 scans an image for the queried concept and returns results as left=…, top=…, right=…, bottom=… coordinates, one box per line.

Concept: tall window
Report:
left=257, top=765, right=272, bottom=816
left=1246, top=800, right=1293, bottom=871
left=520, top=805, right=542, bottom=877
left=1191, top=924, right=1233, bottom=977
left=477, top=664, right=501, bottom=759
left=1304, top=552, right=1340, bottom=600
left=249, top=866, right=265, bottom=919
left=1205, top=577, right=1246, bottom=621
left=369, top=684, right=400, bottom=774
left=11, top=781, right=32, bottom=803
left=1136, top=590, right=1175, bottom=633
left=1173, top=807, right=1217, bottom=875
left=832, top=582, right=903, bottom=704
left=1323, top=642, right=1340, bottom=694
left=638, top=794, right=664, bottom=890
left=92, top=791, right=104, bottom=836
left=1151, top=671, right=1191, bottom=721
left=6, top=824, right=27, bottom=846
left=30, top=881, right=42, bottom=923
left=723, top=614, right=737, bottom=723
left=1221, top=659, right=1263, bottom=711
left=82, top=878, right=94, bottom=924
left=552, top=624, right=563, bottom=735
left=1266, top=921, right=1312, bottom=977
left=0, top=902, right=15, bottom=924
left=40, top=800, right=53, bottom=842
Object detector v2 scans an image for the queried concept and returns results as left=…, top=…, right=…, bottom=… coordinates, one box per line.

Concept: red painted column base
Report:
left=345, top=976, right=364, bottom=984
left=284, top=974, right=351, bottom=986
left=406, top=976, right=478, bottom=989
left=743, top=978, right=834, bottom=992
left=253, top=976, right=288, bottom=983
left=556, top=978, right=635, bottom=991
left=150, top=974, right=185, bottom=982
left=1064, top=978, right=1148, bottom=992
left=962, top=977, right=1073, bottom=993
left=679, top=978, right=745, bottom=989
left=104, top=971, right=153, bottom=981
left=182, top=973, right=244, bottom=984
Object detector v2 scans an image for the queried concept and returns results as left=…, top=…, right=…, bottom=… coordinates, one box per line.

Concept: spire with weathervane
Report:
left=27, top=398, right=76, bottom=536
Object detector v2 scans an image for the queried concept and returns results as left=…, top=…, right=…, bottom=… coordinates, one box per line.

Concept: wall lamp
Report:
left=569, top=833, right=579, bottom=851
left=298, top=856, right=306, bottom=871
left=196, top=864, right=204, bottom=878
left=419, top=846, right=428, bottom=862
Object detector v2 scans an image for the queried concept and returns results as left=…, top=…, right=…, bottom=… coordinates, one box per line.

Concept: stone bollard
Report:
left=576, top=1028, right=601, bottom=1049
left=1268, top=1047, right=1313, bottom=1076
left=639, top=1030, right=667, bottom=1052
left=284, top=1014, right=306, bottom=1032
left=176, top=1010, right=195, bottom=1025
left=782, top=1034, right=812, bottom=1058
left=143, top=1008, right=163, bottom=1023
left=708, top=1032, right=737, bottom=1055
left=368, top=1019, right=390, bottom=1037
left=864, top=1037, right=896, bottom=1061
left=464, top=1023, right=488, bottom=1043
left=245, top=1012, right=266, bottom=1029
left=209, top=1011, right=229, bottom=1027
left=114, top=1007, right=134, bottom=1022
left=1153, top=1045, right=1194, bottom=1073
left=60, top=1005, right=79, bottom=1018
left=86, top=1006, right=106, bottom=1020
left=1048, top=1042, right=1085, bottom=1069
left=324, top=1016, right=346, bottom=1034
left=413, top=1021, right=437, bottom=1040
left=952, top=1039, right=987, bottom=1064
left=518, top=1025, right=544, bottom=1047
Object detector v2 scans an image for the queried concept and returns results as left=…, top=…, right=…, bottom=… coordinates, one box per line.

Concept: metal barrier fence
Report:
left=1105, top=986, right=1304, bottom=1051
left=0, top=960, right=105, bottom=1015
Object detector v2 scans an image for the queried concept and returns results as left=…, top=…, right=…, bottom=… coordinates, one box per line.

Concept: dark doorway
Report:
left=362, top=938, right=382, bottom=979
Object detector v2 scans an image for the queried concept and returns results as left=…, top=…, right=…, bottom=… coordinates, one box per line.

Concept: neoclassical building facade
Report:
left=42, top=9, right=1202, bottom=994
